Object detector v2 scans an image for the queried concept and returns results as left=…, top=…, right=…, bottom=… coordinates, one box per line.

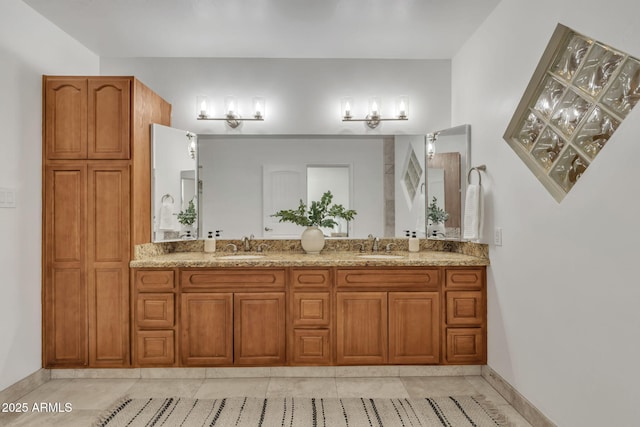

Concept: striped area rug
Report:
left=95, top=395, right=512, bottom=426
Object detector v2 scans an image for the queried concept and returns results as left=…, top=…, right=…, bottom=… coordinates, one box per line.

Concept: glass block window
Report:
left=504, top=24, right=640, bottom=202
left=403, top=147, right=423, bottom=202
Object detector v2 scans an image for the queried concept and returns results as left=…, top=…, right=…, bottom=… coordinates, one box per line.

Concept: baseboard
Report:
left=482, top=365, right=556, bottom=427
left=0, top=369, right=51, bottom=403
left=49, top=365, right=482, bottom=379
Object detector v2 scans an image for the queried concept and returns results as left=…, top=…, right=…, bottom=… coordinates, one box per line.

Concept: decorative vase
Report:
left=301, top=226, right=325, bottom=254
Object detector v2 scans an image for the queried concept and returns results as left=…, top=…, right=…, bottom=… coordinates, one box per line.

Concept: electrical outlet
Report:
left=0, top=188, right=16, bottom=208
left=494, top=227, right=503, bottom=246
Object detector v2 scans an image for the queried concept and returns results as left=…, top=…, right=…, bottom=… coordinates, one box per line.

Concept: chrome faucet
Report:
left=241, top=235, right=254, bottom=251
left=225, top=243, right=238, bottom=253
left=368, top=234, right=380, bottom=252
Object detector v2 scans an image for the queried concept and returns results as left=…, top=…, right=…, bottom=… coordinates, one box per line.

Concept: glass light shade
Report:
left=368, top=97, right=381, bottom=117
left=253, top=97, right=265, bottom=119
left=397, top=96, right=409, bottom=118
left=426, top=134, right=436, bottom=159
left=224, top=96, right=237, bottom=117
left=196, top=95, right=209, bottom=118
left=341, top=97, right=354, bottom=119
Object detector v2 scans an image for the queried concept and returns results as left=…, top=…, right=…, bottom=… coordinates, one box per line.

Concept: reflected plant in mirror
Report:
left=177, top=198, right=198, bottom=238
left=427, top=196, right=449, bottom=237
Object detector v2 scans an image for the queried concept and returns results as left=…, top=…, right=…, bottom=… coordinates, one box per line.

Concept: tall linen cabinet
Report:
left=42, top=76, right=171, bottom=368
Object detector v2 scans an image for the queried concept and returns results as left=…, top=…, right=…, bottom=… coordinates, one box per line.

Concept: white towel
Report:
left=158, top=197, right=176, bottom=231
left=463, top=184, right=483, bottom=241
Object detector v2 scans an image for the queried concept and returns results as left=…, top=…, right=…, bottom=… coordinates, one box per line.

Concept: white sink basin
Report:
left=357, top=254, right=405, bottom=259
left=221, top=254, right=266, bottom=260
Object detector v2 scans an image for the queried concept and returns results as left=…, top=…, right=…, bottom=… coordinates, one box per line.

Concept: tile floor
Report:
left=0, top=376, right=532, bottom=426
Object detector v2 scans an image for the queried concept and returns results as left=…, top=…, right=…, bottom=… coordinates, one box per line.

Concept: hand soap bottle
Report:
left=408, top=231, right=420, bottom=253
left=204, top=231, right=216, bottom=253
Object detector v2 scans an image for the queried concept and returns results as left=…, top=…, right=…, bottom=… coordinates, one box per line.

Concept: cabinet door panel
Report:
left=88, top=79, right=130, bottom=159
left=446, top=328, right=485, bottom=364
left=292, top=329, right=331, bottom=365
left=445, top=269, right=484, bottom=290
left=446, top=291, right=483, bottom=326
left=389, top=292, right=439, bottom=364
left=181, top=293, right=233, bottom=365
left=43, top=165, right=87, bottom=367
left=234, top=292, right=286, bottom=365
left=137, top=293, right=175, bottom=328
left=87, top=164, right=130, bottom=367
left=45, top=78, right=87, bottom=159
left=336, top=292, right=387, bottom=365
left=292, top=292, right=330, bottom=327
left=136, top=330, right=175, bottom=366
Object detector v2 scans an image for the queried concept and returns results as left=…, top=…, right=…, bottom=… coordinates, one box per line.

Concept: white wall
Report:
left=100, top=58, right=451, bottom=136
left=198, top=136, right=384, bottom=238
left=0, top=1, right=99, bottom=390
left=453, top=1, right=640, bottom=425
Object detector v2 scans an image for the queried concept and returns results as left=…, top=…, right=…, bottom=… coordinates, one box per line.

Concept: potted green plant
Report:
left=427, top=196, right=449, bottom=237
left=272, top=191, right=357, bottom=254
left=177, top=198, right=197, bottom=238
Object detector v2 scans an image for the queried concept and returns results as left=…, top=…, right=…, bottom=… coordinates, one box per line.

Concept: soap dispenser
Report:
left=408, top=231, right=420, bottom=252
left=204, top=231, right=216, bottom=253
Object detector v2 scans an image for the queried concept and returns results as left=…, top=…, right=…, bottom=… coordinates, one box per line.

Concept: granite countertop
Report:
left=130, top=250, right=489, bottom=268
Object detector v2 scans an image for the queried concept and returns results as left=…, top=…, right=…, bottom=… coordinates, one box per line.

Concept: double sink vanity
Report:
left=130, top=239, right=489, bottom=369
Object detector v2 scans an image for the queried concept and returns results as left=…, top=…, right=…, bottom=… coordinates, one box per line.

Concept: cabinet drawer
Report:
left=292, top=292, right=330, bottom=326
left=136, top=330, right=174, bottom=365
left=181, top=269, right=285, bottom=290
left=135, top=270, right=175, bottom=291
left=291, top=269, right=331, bottom=288
left=446, top=291, right=483, bottom=326
left=446, top=328, right=485, bottom=364
left=336, top=269, right=439, bottom=289
left=445, top=268, right=484, bottom=290
left=137, top=293, right=174, bottom=328
left=292, top=329, right=331, bottom=365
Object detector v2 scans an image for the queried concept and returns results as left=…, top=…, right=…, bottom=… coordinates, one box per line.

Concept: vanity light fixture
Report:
left=341, top=96, right=409, bottom=129
left=196, top=95, right=265, bottom=128
left=426, top=132, right=439, bottom=159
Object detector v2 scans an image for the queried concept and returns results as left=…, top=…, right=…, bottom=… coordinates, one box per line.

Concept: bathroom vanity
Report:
left=130, top=250, right=488, bottom=368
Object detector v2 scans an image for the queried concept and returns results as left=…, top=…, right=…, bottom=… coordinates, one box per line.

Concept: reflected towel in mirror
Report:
left=463, top=184, right=483, bottom=241
left=159, top=195, right=177, bottom=231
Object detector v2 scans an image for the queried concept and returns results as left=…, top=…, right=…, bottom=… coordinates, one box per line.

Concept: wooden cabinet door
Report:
left=43, top=164, right=87, bottom=366
left=389, top=292, right=440, bottom=364
left=181, top=293, right=233, bottom=365
left=88, top=79, right=130, bottom=159
left=234, top=292, right=286, bottom=365
left=336, top=292, right=387, bottom=365
left=44, top=78, right=88, bottom=159
left=87, top=163, right=131, bottom=367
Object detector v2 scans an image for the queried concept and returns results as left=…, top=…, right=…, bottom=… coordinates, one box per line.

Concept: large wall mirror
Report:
left=151, top=124, right=199, bottom=242
left=151, top=126, right=470, bottom=242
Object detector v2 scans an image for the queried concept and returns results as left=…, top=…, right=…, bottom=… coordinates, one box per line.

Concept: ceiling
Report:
left=23, top=0, right=501, bottom=59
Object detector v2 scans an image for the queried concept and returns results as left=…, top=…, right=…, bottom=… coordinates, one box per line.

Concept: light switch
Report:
left=494, top=227, right=503, bottom=246
left=0, top=188, right=16, bottom=208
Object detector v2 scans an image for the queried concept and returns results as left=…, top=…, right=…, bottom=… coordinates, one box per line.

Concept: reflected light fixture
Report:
left=196, top=95, right=265, bottom=128
left=341, top=96, right=409, bottom=129
left=186, top=132, right=197, bottom=160
left=426, top=132, right=439, bottom=159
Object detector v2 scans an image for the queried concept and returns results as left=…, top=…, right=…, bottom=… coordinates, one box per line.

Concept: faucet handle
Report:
left=354, top=243, right=366, bottom=253
left=385, top=243, right=396, bottom=253
left=225, top=243, right=238, bottom=253
left=256, top=243, right=270, bottom=253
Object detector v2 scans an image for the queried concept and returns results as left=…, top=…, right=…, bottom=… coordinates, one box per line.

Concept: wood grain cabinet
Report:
left=133, top=269, right=177, bottom=366
left=179, top=269, right=286, bottom=367
left=290, top=269, right=332, bottom=365
left=336, top=268, right=440, bottom=365
left=42, top=76, right=171, bottom=368
left=443, top=268, right=486, bottom=364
